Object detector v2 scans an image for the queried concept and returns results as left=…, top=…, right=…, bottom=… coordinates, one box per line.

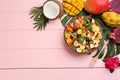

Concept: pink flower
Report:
left=105, top=57, right=119, bottom=70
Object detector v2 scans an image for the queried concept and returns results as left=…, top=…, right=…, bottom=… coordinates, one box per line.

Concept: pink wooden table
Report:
left=0, top=0, right=120, bottom=80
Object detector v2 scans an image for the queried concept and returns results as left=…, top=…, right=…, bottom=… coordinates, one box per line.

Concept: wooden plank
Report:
left=0, top=69, right=119, bottom=80
left=0, top=0, right=63, bottom=12
left=0, top=0, right=46, bottom=12
left=0, top=30, right=65, bottom=49
left=0, top=49, right=100, bottom=68
left=0, top=13, right=64, bottom=30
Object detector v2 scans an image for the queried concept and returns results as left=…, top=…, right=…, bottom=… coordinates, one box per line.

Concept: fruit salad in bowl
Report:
left=64, top=16, right=103, bottom=54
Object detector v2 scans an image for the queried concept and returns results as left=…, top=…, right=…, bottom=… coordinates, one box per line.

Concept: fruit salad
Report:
left=64, top=16, right=103, bottom=54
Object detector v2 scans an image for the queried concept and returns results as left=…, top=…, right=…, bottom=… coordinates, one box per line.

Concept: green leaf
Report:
left=104, top=40, right=115, bottom=58
left=29, top=6, right=49, bottom=31
left=93, top=17, right=107, bottom=29
left=93, top=41, right=104, bottom=58
left=84, top=17, right=92, bottom=31
left=116, top=43, right=120, bottom=55
left=98, top=50, right=105, bottom=59
left=61, top=15, right=72, bottom=27
left=102, top=28, right=111, bottom=40
left=77, top=9, right=89, bottom=17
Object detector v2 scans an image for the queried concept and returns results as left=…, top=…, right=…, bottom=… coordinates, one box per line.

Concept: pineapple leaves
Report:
left=29, top=6, right=49, bottom=31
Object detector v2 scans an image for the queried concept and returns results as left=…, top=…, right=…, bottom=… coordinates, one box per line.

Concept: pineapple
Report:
left=62, top=0, right=84, bottom=16
left=101, top=12, right=120, bottom=27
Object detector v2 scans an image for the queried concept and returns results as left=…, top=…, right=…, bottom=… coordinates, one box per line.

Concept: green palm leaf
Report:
left=29, top=6, right=49, bottom=31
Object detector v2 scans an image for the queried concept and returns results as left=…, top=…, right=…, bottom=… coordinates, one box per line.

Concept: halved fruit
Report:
left=43, top=0, right=63, bottom=19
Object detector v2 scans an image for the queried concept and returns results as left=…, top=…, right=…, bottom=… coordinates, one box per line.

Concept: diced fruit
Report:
left=66, top=25, right=73, bottom=32
left=66, top=38, right=72, bottom=44
left=90, top=43, right=99, bottom=48
left=80, top=44, right=85, bottom=49
left=73, top=40, right=79, bottom=47
left=65, top=16, right=102, bottom=54
left=69, top=22, right=74, bottom=28
left=62, top=0, right=84, bottom=16
left=87, top=47, right=92, bottom=51
left=81, top=26, right=87, bottom=30
left=65, top=32, right=71, bottom=38
left=74, top=19, right=81, bottom=25
left=92, top=25, right=100, bottom=32
left=71, top=32, right=77, bottom=38
left=96, top=32, right=102, bottom=40
left=76, top=48, right=82, bottom=53
left=82, top=49, right=86, bottom=53
left=77, top=29, right=82, bottom=35
left=90, top=44, right=94, bottom=48
left=81, top=33, right=86, bottom=37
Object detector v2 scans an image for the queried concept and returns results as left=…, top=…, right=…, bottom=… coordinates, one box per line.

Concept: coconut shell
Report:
left=43, top=0, right=63, bottom=20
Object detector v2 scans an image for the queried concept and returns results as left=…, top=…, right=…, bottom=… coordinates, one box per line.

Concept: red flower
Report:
left=105, top=57, right=119, bottom=70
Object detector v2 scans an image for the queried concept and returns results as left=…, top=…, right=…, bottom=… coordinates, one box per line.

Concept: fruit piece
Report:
left=77, top=29, right=82, bottom=35
left=92, top=24, right=100, bottom=32
left=76, top=48, right=82, bottom=53
left=71, top=32, right=77, bottom=38
left=96, top=32, right=102, bottom=40
left=80, top=44, right=85, bottom=50
left=73, top=40, right=79, bottom=47
left=74, top=19, right=81, bottom=26
left=101, top=12, right=120, bottom=27
left=43, top=0, right=63, bottom=19
left=66, top=25, right=73, bottom=32
left=84, top=0, right=109, bottom=15
left=66, top=38, right=72, bottom=44
left=87, top=47, right=92, bottom=51
left=82, top=49, right=86, bottom=53
left=81, top=26, right=87, bottom=30
left=65, top=32, right=71, bottom=38
left=62, top=0, right=84, bottom=16
left=69, top=22, right=74, bottom=28
left=109, top=28, right=120, bottom=43
left=109, top=0, right=120, bottom=14
left=90, top=43, right=98, bottom=48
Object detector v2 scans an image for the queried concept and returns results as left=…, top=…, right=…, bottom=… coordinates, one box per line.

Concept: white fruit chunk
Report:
left=43, top=1, right=60, bottom=19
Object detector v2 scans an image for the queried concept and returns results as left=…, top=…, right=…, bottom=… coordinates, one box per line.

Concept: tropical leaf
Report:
left=116, top=43, right=120, bottom=55
left=93, top=41, right=105, bottom=59
left=29, top=6, right=49, bottom=31
left=104, top=40, right=115, bottom=58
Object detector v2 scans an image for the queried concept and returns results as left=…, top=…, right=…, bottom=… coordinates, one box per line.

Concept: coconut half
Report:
left=43, top=0, right=63, bottom=19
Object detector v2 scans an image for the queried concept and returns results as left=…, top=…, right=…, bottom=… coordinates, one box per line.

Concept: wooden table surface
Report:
left=0, top=0, right=120, bottom=80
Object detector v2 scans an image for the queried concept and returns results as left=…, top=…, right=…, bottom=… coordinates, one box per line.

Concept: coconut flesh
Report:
left=43, top=0, right=61, bottom=19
